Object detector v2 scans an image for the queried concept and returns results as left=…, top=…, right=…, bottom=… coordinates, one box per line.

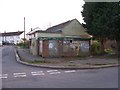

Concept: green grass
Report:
left=28, top=60, right=49, bottom=64
left=85, top=62, right=115, bottom=65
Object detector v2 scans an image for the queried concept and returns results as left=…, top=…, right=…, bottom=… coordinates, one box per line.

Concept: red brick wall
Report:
left=42, top=40, right=49, bottom=57
left=58, top=40, right=63, bottom=57
left=42, top=40, right=90, bottom=58
left=62, top=40, right=76, bottom=57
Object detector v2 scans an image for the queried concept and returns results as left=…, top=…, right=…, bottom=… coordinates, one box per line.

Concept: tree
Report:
left=107, top=2, right=120, bottom=55
left=82, top=2, right=120, bottom=54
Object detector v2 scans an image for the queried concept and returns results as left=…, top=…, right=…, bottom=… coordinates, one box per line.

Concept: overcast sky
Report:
left=0, top=0, right=85, bottom=34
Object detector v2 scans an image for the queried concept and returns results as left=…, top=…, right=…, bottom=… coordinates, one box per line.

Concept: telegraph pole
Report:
left=24, top=17, right=25, bottom=46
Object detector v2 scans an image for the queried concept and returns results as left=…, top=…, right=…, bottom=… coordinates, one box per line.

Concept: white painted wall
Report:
left=0, top=36, right=2, bottom=46
left=37, top=33, right=62, bottom=39
left=28, top=32, right=62, bottom=40
left=3, top=35, right=21, bottom=44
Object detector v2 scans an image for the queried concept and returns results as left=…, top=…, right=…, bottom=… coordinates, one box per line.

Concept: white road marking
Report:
left=64, top=70, right=76, bottom=73
left=47, top=70, right=58, bottom=72
left=49, top=72, right=61, bottom=75
left=31, top=71, right=43, bottom=73
left=0, top=74, right=8, bottom=79
left=14, top=75, right=26, bottom=77
left=16, top=54, right=19, bottom=58
left=1, top=70, right=77, bottom=79
left=31, top=73, right=45, bottom=76
left=31, top=71, right=45, bottom=76
left=47, top=70, right=61, bottom=75
left=13, top=72, right=27, bottom=77
left=13, top=73, right=26, bottom=75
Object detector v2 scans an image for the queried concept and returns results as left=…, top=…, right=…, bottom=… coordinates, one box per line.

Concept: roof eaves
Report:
left=46, top=19, right=74, bottom=33
left=2, top=31, right=24, bottom=36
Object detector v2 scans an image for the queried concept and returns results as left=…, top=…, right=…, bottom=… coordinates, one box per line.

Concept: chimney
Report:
left=31, top=28, right=33, bottom=31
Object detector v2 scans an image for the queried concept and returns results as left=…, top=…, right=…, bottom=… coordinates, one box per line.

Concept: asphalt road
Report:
left=1, top=46, right=119, bottom=88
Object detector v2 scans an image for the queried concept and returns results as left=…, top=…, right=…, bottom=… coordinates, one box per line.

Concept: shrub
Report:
left=90, top=41, right=101, bottom=55
left=17, top=41, right=29, bottom=49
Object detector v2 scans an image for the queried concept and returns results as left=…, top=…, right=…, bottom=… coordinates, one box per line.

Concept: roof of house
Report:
left=26, top=19, right=92, bottom=39
left=2, top=31, right=24, bottom=36
left=27, top=27, right=46, bottom=35
left=46, top=19, right=74, bottom=33
left=46, top=19, right=92, bottom=38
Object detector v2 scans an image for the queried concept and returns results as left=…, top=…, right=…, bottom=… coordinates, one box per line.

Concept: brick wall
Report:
left=58, top=40, right=63, bottom=57
left=42, top=40, right=49, bottom=57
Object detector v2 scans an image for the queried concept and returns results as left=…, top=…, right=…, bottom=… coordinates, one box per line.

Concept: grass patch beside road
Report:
left=28, top=60, right=46, bottom=64
left=85, top=62, right=116, bottom=66
left=28, top=60, right=50, bottom=64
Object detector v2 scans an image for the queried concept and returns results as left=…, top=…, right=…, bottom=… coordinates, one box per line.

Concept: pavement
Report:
left=16, top=47, right=119, bottom=69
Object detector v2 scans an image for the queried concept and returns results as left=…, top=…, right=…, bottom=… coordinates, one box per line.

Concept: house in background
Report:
left=0, top=33, right=2, bottom=46
left=2, top=31, right=24, bottom=45
left=27, top=19, right=92, bottom=57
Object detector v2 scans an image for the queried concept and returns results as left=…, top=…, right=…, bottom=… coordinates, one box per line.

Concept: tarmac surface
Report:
left=16, top=47, right=119, bottom=69
left=2, top=46, right=119, bottom=88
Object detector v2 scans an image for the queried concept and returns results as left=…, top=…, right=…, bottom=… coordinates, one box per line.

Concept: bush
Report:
left=90, top=41, right=101, bottom=55
left=17, top=41, right=29, bottom=49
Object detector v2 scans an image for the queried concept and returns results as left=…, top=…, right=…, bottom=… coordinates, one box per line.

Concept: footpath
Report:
left=15, top=47, right=119, bottom=69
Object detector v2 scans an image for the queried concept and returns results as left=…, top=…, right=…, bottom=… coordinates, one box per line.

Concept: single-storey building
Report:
left=27, top=19, right=92, bottom=57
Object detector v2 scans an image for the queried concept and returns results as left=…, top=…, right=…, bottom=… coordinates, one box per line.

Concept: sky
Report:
left=0, top=0, right=85, bottom=35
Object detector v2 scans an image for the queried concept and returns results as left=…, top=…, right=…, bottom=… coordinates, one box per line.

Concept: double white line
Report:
left=0, top=74, right=8, bottom=79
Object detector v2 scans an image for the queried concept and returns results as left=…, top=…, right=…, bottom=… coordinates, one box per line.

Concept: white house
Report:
left=2, top=31, right=24, bottom=45
left=0, top=33, right=2, bottom=46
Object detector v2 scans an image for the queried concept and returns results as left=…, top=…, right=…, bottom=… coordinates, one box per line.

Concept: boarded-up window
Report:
left=49, top=40, right=59, bottom=57
left=80, top=41, right=89, bottom=52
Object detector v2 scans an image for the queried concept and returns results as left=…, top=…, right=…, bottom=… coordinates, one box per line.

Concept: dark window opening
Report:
left=70, top=40, right=72, bottom=43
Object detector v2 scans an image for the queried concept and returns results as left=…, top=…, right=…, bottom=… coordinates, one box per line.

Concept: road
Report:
left=1, top=46, right=119, bottom=88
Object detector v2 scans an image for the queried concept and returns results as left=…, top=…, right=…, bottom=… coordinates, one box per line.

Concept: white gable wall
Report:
left=3, top=35, right=20, bottom=44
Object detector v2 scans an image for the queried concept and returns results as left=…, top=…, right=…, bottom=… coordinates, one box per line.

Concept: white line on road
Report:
left=13, top=73, right=27, bottom=77
left=13, top=73, right=26, bottom=75
left=16, top=54, right=19, bottom=58
left=47, top=70, right=58, bottom=72
left=14, top=75, right=27, bottom=77
left=31, top=73, right=45, bottom=76
left=49, top=72, right=61, bottom=75
left=64, top=70, right=76, bottom=73
left=31, top=71, right=45, bottom=76
left=0, top=74, right=8, bottom=79
left=31, top=71, right=43, bottom=74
